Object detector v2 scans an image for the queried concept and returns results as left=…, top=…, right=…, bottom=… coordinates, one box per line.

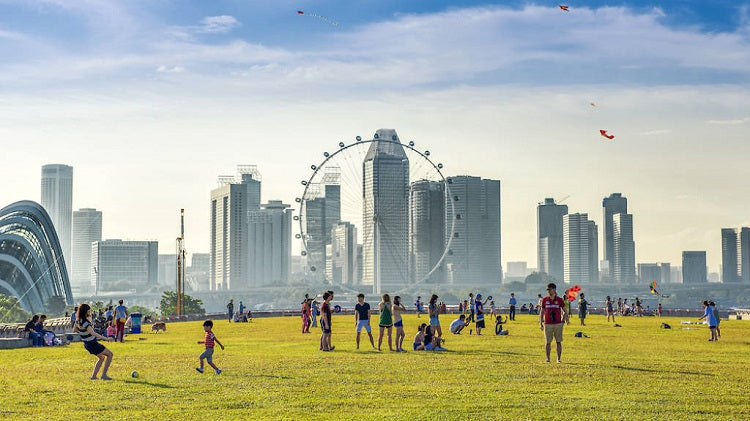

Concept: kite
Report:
left=590, top=102, right=597, bottom=107
left=559, top=5, right=570, bottom=12
left=297, top=10, right=339, bottom=27
left=564, top=285, right=581, bottom=302
left=600, top=130, right=615, bottom=139
left=649, top=281, right=670, bottom=298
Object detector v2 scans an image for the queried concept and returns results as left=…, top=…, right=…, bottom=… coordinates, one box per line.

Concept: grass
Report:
left=2, top=313, right=749, bottom=420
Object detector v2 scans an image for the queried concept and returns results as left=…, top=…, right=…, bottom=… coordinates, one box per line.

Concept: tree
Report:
left=160, top=291, right=205, bottom=316
left=129, top=305, right=155, bottom=315
left=45, top=295, right=67, bottom=317
left=0, top=294, right=31, bottom=323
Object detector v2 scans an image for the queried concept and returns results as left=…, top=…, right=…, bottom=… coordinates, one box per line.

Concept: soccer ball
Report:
left=131, top=371, right=139, bottom=378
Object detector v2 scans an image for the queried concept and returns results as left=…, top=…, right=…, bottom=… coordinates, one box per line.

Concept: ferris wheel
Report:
left=294, top=129, right=456, bottom=294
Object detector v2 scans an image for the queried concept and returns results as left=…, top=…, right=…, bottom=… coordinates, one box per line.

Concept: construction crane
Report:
left=176, top=209, right=186, bottom=316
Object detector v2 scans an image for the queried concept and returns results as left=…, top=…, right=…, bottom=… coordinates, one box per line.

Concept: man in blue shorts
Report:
left=355, top=293, right=375, bottom=349
left=415, top=296, right=424, bottom=318
left=474, top=294, right=490, bottom=335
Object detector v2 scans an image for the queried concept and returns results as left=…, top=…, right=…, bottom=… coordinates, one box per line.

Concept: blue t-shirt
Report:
left=475, top=300, right=484, bottom=320
left=355, top=302, right=370, bottom=321
left=115, top=305, right=127, bottom=319
left=704, top=307, right=718, bottom=326
left=509, top=297, right=517, bottom=306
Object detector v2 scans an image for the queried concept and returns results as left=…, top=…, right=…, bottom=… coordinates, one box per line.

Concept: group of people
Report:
left=226, top=299, right=252, bottom=323
left=698, top=300, right=721, bottom=341
left=23, top=314, right=51, bottom=347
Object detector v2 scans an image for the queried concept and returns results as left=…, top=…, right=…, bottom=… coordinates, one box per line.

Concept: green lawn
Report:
left=2, top=314, right=749, bottom=420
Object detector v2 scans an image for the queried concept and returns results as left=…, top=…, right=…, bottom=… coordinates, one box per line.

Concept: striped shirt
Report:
left=204, top=331, right=215, bottom=349
left=78, top=320, right=95, bottom=342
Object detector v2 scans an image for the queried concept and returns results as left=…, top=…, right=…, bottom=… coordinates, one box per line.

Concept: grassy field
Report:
left=2, top=313, right=749, bottom=420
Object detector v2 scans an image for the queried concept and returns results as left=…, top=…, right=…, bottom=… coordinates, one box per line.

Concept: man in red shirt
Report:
left=539, top=283, right=567, bottom=363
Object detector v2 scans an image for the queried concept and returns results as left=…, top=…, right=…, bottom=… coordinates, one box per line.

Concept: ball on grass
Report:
left=131, top=370, right=139, bottom=378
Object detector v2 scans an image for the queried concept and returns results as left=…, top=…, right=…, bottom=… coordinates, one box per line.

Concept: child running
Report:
left=74, top=304, right=115, bottom=380
left=392, top=296, right=407, bottom=352
left=196, top=320, right=224, bottom=374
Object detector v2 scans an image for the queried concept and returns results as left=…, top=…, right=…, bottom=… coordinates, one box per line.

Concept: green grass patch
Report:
left=2, top=314, right=749, bottom=420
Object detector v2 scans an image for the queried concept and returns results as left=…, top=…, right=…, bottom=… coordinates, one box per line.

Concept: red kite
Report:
left=565, top=285, right=581, bottom=302
left=600, top=130, right=615, bottom=139
left=559, top=5, right=570, bottom=11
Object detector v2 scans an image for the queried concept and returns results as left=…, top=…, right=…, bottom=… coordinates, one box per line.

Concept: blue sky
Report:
left=1, top=0, right=749, bottom=271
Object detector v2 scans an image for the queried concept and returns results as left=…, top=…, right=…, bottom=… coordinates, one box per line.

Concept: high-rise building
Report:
left=409, top=180, right=445, bottom=284
left=721, top=228, right=739, bottom=283
left=722, top=227, right=750, bottom=283
left=91, top=239, right=158, bottom=293
left=330, top=222, right=358, bottom=286
left=602, top=193, right=628, bottom=275
left=187, top=253, right=210, bottom=291
left=362, top=129, right=410, bottom=293
left=612, top=213, right=635, bottom=283
left=304, top=182, right=340, bottom=278
left=637, top=262, right=671, bottom=284
left=41, top=164, right=73, bottom=267
left=444, top=176, right=502, bottom=286
left=210, top=166, right=261, bottom=291
left=70, top=208, right=102, bottom=291
left=660, top=262, right=671, bottom=284
left=537, top=198, right=567, bottom=282
left=587, top=220, right=599, bottom=283
left=682, top=251, right=707, bottom=284
left=247, top=200, right=293, bottom=287
left=506, top=261, right=530, bottom=278
left=158, top=254, right=177, bottom=288
left=563, top=213, right=590, bottom=284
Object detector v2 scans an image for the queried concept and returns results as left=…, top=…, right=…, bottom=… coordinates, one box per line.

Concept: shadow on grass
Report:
left=121, top=379, right=176, bottom=388
left=610, top=365, right=712, bottom=376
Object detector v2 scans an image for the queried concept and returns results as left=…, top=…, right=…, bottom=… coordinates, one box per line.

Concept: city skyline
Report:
left=2, top=1, right=749, bottom=271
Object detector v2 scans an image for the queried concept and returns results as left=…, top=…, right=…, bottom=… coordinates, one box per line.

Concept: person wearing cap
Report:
left=474, top=293, right=490, bottom=335
left=539, top=283, right=567, bottom=363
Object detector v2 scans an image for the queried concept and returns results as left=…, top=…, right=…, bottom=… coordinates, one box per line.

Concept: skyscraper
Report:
left=537, top=198, right=568, bottom=283
left=247, top=200, right=293, bottom=287
left=587, top=219, right=599, bottom=283
left=443, top=176, right=502, bottom=285
left=330, top=222, right=358, bottom=286
left=602, top=193, right=627, bottom=277
left=70, top=208, right=102, bottom=291
left=721, top=227, right=750, bottom=283
left=637, top=262, right=670, bottom=284
left=721, top=228, right=739, bottom=283
left=362, top=129, right=409, bottom=293
left=304, top=181, right=340, bottom=278
left=41, top=164, right=73, bottom=266
left=612, top=213, right=635, bottom=283
left=563, top=213, right=590, bottom=284
left=210, top=166, right=261, bottom=291
left=682, top=251, right=707, bottom=284
left=91, top=239, right=158, bottom=293
left=409, top=179, right=445, bottom=284
left=158, top=254, right=177, bottom=288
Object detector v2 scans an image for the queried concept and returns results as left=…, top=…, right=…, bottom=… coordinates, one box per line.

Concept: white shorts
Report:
left=356, top=320, right=371, bottom=333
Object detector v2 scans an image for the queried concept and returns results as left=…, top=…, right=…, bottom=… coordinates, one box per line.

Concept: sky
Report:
left=1, top=0, right=749, bottom=272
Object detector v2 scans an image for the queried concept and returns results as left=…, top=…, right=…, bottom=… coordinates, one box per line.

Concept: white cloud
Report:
left=156, top=65, right=185, bottom=73
left=639, top=129, right=671, bottom=136
left=707, top=117, right=750, bottom=125
left=199, top=15, right=240, bottom=33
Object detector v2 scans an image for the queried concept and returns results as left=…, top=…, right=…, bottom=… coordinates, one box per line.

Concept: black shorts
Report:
left=83, top=340, right=106, bottom=355
left=322, top=328, right=331, bottom=334
left=476, top=320, right=485, bottom=329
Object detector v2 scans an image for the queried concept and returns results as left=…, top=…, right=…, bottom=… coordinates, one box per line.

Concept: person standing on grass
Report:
left=428, top=294, right=442, bottom=338
left=578, top=293, right=590, bottom=326
left=392, top=296, right=407, bottom=352
left=114, top=300, right=128, bottom=342
left=474, top=294, right=490, bottom=335
left=226, top=299, right=234, bottom=323
left=377, top=294, right=394, bottom=352
left=354, top=293, right=375, bottom=349
left=617, top=297, right=623, bottom=316
left=539, top=283, right=566, bottom=363
left=710, top=301, right=720, bottom=338
left=606, top=296, right=616, bottom=323
left=468, top=293, right=475, bottom=322
left=415, top=296, right=424, bottom=318
left=635, top=297, right=643, bottom=317
left=75, top=304, right=115, bottom=380
left=509, top=293, right=517, bottom=321
left=320, top=292, right=334, bottom=351
left=302, top=298, right=311, bottom=334
left=698, top=300, right=718, bottom=341
left=657, top=303, right=663, bottom=317
left=196, top=320, right=224, bottom=374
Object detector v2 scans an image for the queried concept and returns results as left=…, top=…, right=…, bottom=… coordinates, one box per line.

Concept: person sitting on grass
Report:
left=413, top=324, right=426, bottom=351
left=495, top=315, right=508, bottom=335
left=75, top=304, right=115, bottom=380
left=196, top=320, right=224, bottom=374
left=698, top=300, right=718, bottom=342
left=423, top=326, right=446, bottom=351
left=106, top=322, right=116, bottom=339
left=449, top=314, right=469, bottom=334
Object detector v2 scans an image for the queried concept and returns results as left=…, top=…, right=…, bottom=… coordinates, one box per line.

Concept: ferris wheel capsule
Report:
left=437, top=163, right=443, bottom=169
left=338, top=142, right=345, bottom=148
left=392, top=135, right=397, bottom=141
left=311, top=165, right=317, bottom=170
left=323, top=152, right=330, bottom=157
left=356, top=136, right=362, bottom=141
left=301, top=180, right=308, bottom=186
left=424, top=150, right=430, bottom=156
left=409, top=141, right=415, bottom=147
left=295, top=197, right=302, bottom=203
left=374, top=133, right=379, bottom=139
left=301, top=251, right=307, bottom=256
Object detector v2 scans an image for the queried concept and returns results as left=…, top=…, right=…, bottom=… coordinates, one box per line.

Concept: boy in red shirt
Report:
left=539, top=283, right=567, bottom=363
left=196, top=320, right=224, bottom=374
